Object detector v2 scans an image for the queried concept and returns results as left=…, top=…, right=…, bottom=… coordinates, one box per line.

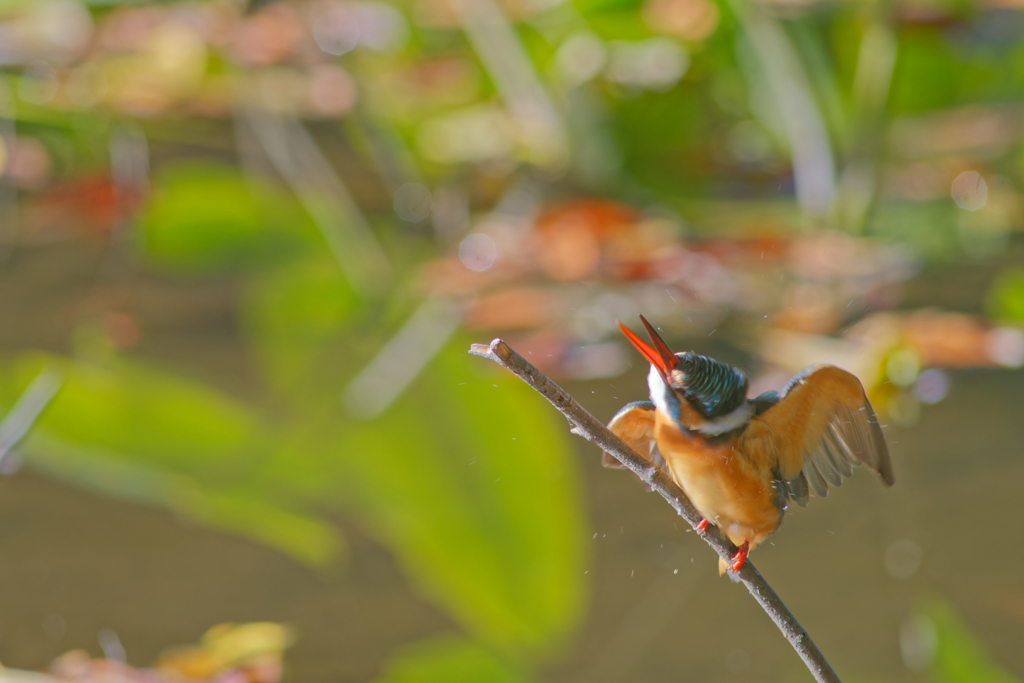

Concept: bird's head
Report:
left=618, top=315, right=751, bottom=432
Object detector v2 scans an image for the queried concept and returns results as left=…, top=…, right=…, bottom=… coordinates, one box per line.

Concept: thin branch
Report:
left=470, top=338, right=841, bottom=683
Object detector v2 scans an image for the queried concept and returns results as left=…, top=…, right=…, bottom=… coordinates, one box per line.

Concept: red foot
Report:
left=729, top=541, right=750, bottom=573
left=695, top=519, right=709, bottom=534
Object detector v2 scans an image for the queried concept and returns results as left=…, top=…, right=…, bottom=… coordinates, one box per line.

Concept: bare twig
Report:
left=470, top=338, right=841, bottom=683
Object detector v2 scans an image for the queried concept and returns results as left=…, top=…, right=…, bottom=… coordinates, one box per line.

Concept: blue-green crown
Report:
left=675, top=353, right=749, bottom=418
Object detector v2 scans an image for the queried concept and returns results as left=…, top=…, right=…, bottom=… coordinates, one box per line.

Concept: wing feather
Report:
left=825, top=426, right=856, bottom=471
left=824, top=436, right=853, bottom=479
left=786, top=472, right=810, bottom=507
left=746, top=365, right=894, bottom=504
left=605, top=401, right=657, bottom=469
left=812, top=448, right=843, bottom=488
left=803, top=453, right=830, bottom=497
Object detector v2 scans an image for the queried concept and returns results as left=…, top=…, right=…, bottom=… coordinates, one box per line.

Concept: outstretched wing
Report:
left=742, top=366, right=894, bottom=506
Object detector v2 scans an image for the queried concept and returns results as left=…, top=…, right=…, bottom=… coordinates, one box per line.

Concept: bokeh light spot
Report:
left=307, top=64, right=357, bottom=116
left=951, top=171, right=987, bottom=211
left=459, top=233, right=497, bottom=272
left=313, top=5, right=360, bottom=55
left=393, top=183, right=432, bottom=223
left=912, top=369, right=948, bottom=404
left=986, top=327, right=1024, bottom=367
left=900, top=615, right=937, bottom=671
left=884, top=539, right=922, bottom=580
left=606, top=38, right=689, bottom=91
left=886, top=348, right=921, bottom=387
left=554, top=32, right=606, bottom=87
left=349, top=2, right=409, bottom=53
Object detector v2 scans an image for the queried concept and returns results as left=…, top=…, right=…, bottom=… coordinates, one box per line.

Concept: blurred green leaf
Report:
left=8, top=352, right=258, bottom=478
left=242, top=255, right=359, bottom=395
left=0, top=332, right=588, bottom=648
left=177, top=487, right=341, bottom=567
left=574, top=0, right=643, bottom=16
left=0, top=351, right=344, bottom=567
left=890, top=31, right=963, bottom=115
left=139, top=162, right=318, bottom=273
left=576, top=6, right=650, bottom=40
left=927, top=599, right=1020, bottom=683
left=985, top=267, right=1024, bottom=323
left=337, top=339, right=586, bottom=657
left=372, top=636, right=532, bottom=683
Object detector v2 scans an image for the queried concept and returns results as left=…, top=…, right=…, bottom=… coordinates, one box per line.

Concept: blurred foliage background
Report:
left=0, top=0, right=1022, bottom=681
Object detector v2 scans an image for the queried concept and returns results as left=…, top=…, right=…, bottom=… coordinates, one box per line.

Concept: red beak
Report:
left=617, top=315, right=677, bottom=379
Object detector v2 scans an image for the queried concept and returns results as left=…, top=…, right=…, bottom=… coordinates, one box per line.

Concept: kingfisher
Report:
left=606, top=315, right=894, bottom=574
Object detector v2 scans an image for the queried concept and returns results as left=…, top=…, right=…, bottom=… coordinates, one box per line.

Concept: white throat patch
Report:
left=647, top=365, right=674, bottom=419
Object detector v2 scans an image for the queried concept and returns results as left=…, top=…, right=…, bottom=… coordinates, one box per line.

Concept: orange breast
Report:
left=654, top=413, right=781, bottom=548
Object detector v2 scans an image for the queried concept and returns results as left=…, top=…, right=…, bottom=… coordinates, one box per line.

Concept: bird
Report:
left=605, top=315, right=894, bottom=574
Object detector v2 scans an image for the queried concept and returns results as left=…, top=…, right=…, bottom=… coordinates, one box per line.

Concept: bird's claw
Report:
left=695, top=518, right=709, bottom=534
left=729, top=541, right=750, bottom=573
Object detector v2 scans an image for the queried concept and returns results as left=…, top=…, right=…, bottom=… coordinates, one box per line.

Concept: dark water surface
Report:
left=0, top=366, right=1020, bottom=682
left=0, top=243, right=1021, bottom=681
